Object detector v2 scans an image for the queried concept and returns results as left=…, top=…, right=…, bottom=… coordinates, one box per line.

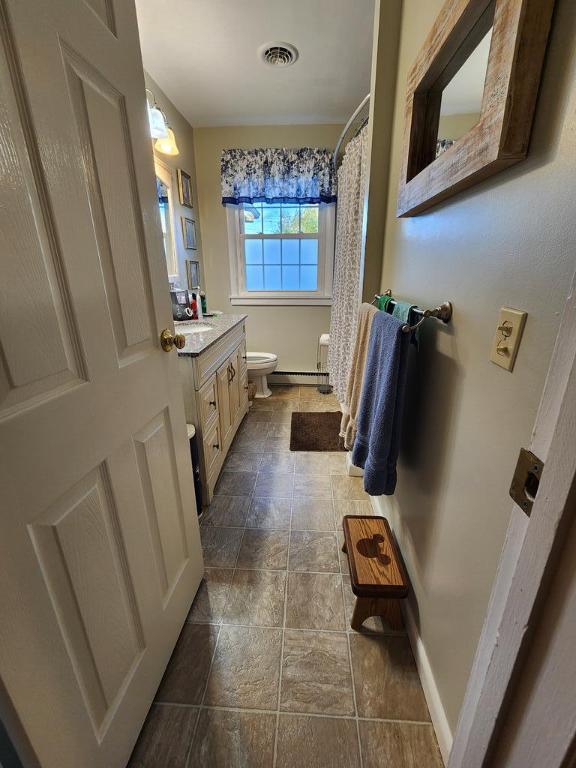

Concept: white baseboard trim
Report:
left=369, top=495, right=453, bottom=765
left=403, top=598, right=453, bottom=765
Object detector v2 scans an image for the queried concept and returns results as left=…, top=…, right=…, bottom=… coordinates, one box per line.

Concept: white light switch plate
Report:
left=490, top=307, right=527, bottom=372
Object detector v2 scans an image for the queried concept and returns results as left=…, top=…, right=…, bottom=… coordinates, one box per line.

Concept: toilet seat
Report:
left=246, top=352, right=278, bottom=370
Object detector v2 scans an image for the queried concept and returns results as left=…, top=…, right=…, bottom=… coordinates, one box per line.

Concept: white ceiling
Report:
left=135, top=0, right=375, bottom=127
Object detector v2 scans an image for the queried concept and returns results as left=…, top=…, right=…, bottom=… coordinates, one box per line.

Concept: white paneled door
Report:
left=0, top=1, right=204, bottom=766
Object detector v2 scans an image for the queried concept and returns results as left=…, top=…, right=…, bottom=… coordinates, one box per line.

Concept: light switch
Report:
left=490, top=307, right=527, bottom=371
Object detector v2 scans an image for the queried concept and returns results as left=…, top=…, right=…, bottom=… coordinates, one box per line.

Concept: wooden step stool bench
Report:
left=342, top=515, right=409, bottom=632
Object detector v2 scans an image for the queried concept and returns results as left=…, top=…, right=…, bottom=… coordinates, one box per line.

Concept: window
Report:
left=227, top=202, right=335, bottom=305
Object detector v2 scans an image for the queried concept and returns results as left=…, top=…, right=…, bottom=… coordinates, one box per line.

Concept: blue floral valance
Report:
left=221, top=147, right=337, bottom=205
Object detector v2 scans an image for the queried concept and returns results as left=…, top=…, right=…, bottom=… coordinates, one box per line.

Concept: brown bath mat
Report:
left=290, top=411, right=346, bottom=452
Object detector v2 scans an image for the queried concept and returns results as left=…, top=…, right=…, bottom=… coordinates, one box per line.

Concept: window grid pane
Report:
left=242, top=203, right=320, bottom=292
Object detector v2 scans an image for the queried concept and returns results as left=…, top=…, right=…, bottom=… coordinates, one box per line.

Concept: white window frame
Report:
left=226, top=203, right=335, bottom=306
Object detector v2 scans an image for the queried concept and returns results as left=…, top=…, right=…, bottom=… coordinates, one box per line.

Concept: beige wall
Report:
left=437, top=111, right=479, bottom=141
left=145, top=72, right=203, bottom=288
left=193, top=124, right=342, bottom=371
left=374, top=0, right=576, bottom=734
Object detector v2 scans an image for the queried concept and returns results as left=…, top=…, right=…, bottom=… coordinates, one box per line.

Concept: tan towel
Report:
left=340, top=302, right=378, bottom=449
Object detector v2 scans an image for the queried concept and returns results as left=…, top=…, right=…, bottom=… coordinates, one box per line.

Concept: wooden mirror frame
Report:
left=396, top=0, right=555, bottom=217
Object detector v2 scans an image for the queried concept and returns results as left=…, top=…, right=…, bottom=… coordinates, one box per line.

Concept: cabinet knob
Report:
left=212, top=443, right=219, bottom=450
left=209, top=400, right=216, bottom=407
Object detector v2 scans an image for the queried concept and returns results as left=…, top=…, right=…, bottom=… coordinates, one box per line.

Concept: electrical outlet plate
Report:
left=490, top=307, right=527, bottom=371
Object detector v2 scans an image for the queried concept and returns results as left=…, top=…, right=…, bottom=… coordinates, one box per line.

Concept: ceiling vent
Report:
left=259, top=42, right=299, bottom=68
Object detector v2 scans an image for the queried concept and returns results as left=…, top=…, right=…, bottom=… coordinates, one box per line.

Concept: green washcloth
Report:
left=392, top=300, right=420, bottom=347
left=376, top=294, right=394, bottom=311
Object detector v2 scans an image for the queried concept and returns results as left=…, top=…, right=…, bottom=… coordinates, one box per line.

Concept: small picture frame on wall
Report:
left=186, top=259, right=200, bottom=290
left=181, top=216, right=197, bottom=250
left=177, top=169, right=193, bottom=208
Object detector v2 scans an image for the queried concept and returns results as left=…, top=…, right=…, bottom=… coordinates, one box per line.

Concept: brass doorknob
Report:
left=160, top=328, right=186, bottom=352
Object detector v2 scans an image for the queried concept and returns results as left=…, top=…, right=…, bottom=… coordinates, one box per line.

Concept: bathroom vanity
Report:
left=177, top=315, right=249, bottom=506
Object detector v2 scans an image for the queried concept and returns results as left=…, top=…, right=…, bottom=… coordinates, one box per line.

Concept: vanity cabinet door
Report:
left=228, top=349, right=241, bottom=428
left=216, top=358, right=234, bottom=449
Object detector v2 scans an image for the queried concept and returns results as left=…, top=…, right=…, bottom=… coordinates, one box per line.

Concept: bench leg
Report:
left=351, top=597, right=404, bottom=632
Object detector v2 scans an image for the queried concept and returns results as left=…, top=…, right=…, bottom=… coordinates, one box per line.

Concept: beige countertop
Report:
left=175, top=314, right=247, bottom=357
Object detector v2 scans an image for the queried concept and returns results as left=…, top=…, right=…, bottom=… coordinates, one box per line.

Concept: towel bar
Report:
left=372, top=290, right=453, bottom=333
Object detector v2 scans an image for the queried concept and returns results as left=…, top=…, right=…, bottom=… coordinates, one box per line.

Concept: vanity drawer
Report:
left=199, top=375, right=219, bottom=430
left=203, top=419, right=222, bottom=475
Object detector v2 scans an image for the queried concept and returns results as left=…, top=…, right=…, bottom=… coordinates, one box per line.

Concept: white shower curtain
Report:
left=328, top=125, right=370, bottom=405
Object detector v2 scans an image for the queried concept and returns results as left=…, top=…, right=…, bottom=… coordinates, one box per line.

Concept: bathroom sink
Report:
left=178, top=323, right=213, bottom=335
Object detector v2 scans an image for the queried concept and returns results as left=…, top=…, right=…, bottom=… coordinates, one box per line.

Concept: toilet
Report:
left=246, top=352, right=278, bottom=398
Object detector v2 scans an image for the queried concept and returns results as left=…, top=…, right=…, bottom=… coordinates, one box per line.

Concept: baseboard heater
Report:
left=272, top=370, right=324, bottom=377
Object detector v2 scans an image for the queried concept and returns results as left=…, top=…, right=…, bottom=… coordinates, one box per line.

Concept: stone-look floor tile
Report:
left=293, top=474, right=332, bottom=499
left=155, top=624, right=219, bottom=704
left=291, top=498, right=334, bottom=531
left=223, top=452, right=263, bottom=473
left=267, top=411, right=293, bottom=423
left=289, top=531, right=340, bottom=573
left=333, top=499, right=373, bottom=529
left=285, top=572, right=346, bottom=630
left=245, top=498, right=292, bottom=530
left=236, top=421, right=269, bottom=440
left=298, top=386, right=331, bottom=400
left=230, top=436, right=267, bottom=453
left=298, top=400, right=341, bottom=412
left=359, top=721, right=443, bottom=768
left=331, top=475, right=369, bottom=500
left=204, top=625, right=282, bottom=709
left=294, top=452, right=347, bottom=476
left=259, top=452, right=295, bottom=474
left=267, top=423, right=291, bottom=438
left=264, top=435, right=292, bottom=452
left=254, top=472, right=294, bottom=498
left=187, top=568, right=234, bottom=624
left=200, top=527, right=242, bottom=567
left=269, top=399, right=300, bottom=412
left=350, top=634, right=430, bottom=721
left=128, top=704, right=198, bottom=768
left=281, top=630, right=354, bottom=715
left=338, top=529, right=350, bottom=575
left=223, top=569, right=286, bottom=627
left=201, top=496, right=251, bottom=527
left=214, top=470, right=257, bottom=497
left=188, top=708, right=276, bottom=768
left=245, top=410, right=272, bottom=422
left=276, top=714, right=361, bottom=768
left=236, top=529, right=289, bottom=570
left=269, top=385, right=300, bottom=400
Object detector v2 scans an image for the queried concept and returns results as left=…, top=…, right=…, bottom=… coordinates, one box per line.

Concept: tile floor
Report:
left=129, top=386, right=443, bottom=768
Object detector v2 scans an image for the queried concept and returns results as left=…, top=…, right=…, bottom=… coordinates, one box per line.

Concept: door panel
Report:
left=217, top=359, right=233, bottom=448
left=0, top=1, right=203, bottom=766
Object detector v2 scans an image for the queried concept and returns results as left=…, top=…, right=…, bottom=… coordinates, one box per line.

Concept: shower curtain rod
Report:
left=371, top=290, right=453, bottom=334
left=333, top=93, right=371, bottom=169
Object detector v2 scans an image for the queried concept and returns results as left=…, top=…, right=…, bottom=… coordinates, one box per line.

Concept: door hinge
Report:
left=509, top=448, right=544, bottom=516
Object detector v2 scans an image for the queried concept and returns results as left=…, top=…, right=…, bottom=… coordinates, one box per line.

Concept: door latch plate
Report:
left=509, top=448, right=544, bottom=516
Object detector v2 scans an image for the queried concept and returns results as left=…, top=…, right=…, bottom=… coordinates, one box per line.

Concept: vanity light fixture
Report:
left=146, top=88, right=179, bottom=155
left=155, top=128, right=180, bottom=156
left=145, top=89, right=168, bottom=139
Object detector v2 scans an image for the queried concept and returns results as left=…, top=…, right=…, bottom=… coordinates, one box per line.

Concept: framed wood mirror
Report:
left=397, top=0, right=555, bottom=217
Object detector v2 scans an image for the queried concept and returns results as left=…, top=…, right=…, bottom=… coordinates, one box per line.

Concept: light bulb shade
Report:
left=155, top=128, right=179, bottom=156
left=148, top=104, right=169, bottom=139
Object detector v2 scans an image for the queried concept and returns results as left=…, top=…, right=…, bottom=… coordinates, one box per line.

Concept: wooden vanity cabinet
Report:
left=178, top=322, right=249, bottom=507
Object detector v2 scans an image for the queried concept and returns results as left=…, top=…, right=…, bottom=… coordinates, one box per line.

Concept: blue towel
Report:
left=351, top=311, right=410, bottom=495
